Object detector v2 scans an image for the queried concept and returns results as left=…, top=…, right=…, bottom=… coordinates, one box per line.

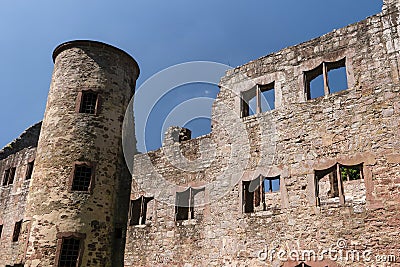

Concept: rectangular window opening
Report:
left=25, top=161, right=34, bottom=180
left=12, top=220, right=22, bottom=242
left=0, top=224, right=3, bottom=238
left=3, top=169, right=10, bottom=186
left=79, top=91, right=98, bottom=114
left=305, top=64, right=324, bottom=100
left=259, top=82, right=275, bottom=112
left=263, top=176, right=280, bottom=193
left=327, top=58, right=347, bottom=94
left=130, top=196, right=154, bottom=226
left=340, top=164, right=363, bottom=181
left=58, top=238, right=81, bottom=267
left=175, top=187, right=204, bottom=221
left=241, top=87, right=257, bottom=117
left=71, top=164, right=92, bottom=192
left=8, top=167, right=16, bottom=185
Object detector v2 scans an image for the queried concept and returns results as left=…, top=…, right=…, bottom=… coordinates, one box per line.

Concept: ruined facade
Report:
left=0, top=1, right=400, bottom=266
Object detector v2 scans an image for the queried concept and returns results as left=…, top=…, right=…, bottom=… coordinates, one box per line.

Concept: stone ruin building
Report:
left=0, top=0, right=400, bottom=266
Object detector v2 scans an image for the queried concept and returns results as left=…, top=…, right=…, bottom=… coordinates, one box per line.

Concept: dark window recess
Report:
left=243, top=175, right=281, bottom=213
left=175, top=187, right=205, bottom=221
left=305, top=58, right=347, bottom=100
left=79, top=91, right=98, bottom=114
left=2, top=169, right=10, bottom=186
left=26, top=161, right=34, bottom=180
left=8, top=167, right=16, bottom=185
left=0, top=224, right=3, bottom=238
left=72, top=165, right=92, bottom=191
left=58, top=238, right=81, bottom=267
left=12, top=220, right=22, bottom=242
left=115, top=227, right=123, bottom=239
left=130, top=196, right=154, bottom=225
left=241, top=87, right=256, bottom=117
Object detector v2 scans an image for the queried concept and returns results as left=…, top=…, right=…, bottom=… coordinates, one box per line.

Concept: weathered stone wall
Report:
left=22, top=41, right=139, bottom=267
left=125, top=4, right=400, bottom=267
left=0, top=146, right=36, bottom=266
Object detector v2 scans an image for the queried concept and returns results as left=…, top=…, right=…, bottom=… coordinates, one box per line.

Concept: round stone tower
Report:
left=24, top=40, right=139, bottom=266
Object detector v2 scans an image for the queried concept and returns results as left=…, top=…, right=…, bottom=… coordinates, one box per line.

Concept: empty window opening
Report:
left=79, top=91, right=98, bottom=114
left=72, top=164, right=93, bottom=192
left=25, top=161, right=34, bottom=180
left=340, top=164, right=363, bottom=181
left=260, top=82, right=275, bottom=112
left=305, top=58, right=347, bottom=100
left=264, top=176, right=280, bottom=193
left=241, top=87, right=256, bottom=117
left=175, top=187, right=205, bottom=221
left=241, top=82, right=275, bottom=117
left=3, top=167, right=16, bottom=186
left=12, top=220, right=22, bottom=242
left=315, top=162, right=363, bottom=206
left=2, top=169, right=10, bottom=186
left=243, top=175, right=281, bottom=213
left=0, top=224, right=3, bottom=238
left=58, top=237, right=81, bottom=267
left=130, top=196, right=154, bottom=226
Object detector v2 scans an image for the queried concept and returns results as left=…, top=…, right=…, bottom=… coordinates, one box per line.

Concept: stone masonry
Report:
left=0, top=0, right=399, bottom=266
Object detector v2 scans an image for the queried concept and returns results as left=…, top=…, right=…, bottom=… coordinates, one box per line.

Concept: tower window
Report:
left=25, top=161, right=34, bottom=180
left=58, top=238, right=81, bottom=267
left=71, top=164, right=93, bottom=192
left=3, top=167, right=16, bottom=186
left=12, top=220, right=22, bottom=242
left=79, top=91, right=98, bottom=114
left=130, top=196, right=154, bottom=226
left=175, top=187, right=205, bottom=221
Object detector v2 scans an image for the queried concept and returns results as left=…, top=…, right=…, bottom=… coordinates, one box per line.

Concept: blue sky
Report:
left=0, top=0, right=382, bottom=151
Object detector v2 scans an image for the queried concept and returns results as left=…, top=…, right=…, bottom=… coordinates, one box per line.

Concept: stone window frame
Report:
left=75, top=89, right=101, bottom=115
left=54, top=232, right=86, bottom=267
left=69, top=162, right=95, bottom=193
left=240, top=81, right=276, bottom=118
left=300, top=51, right=355, bottom=102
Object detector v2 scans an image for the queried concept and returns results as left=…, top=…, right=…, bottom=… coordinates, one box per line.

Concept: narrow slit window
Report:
left=175, top=187, right=204, bottom=221
left=26, top=161, right=34, bottom=180
left=0, top=224, right=3, bottom=238
left=71, top=164, right=93, bottom=192
left=12, top=220, right=22, bottom=242
left=8, top=167, right=16, bottom=185
left=130, top=196, right=154, bottom=226
left=79, top=91, right=98, bottom=114
left=3, top=169, right=10, bottom=186
left=58, top=238, right=81, bottom=267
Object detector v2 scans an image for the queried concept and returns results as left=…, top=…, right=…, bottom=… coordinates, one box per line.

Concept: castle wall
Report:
left=0, top=147, right=36, bottom=266
left=125, top=5, right=400, bottom=267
